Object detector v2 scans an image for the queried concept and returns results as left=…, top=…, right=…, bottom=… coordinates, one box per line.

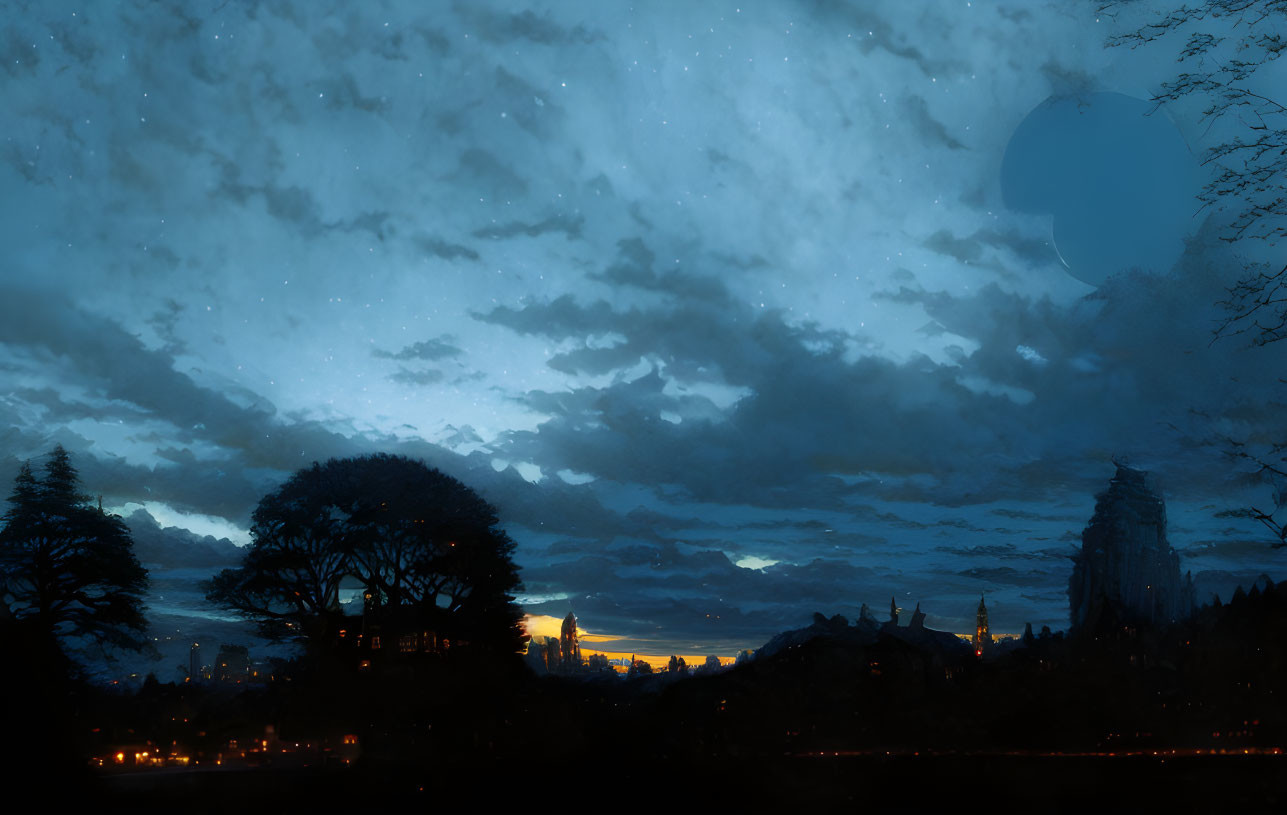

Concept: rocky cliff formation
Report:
left=1069, top=464, right=1195, bottom=630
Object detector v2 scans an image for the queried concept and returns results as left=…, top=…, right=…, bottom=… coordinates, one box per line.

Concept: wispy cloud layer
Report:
left=3, top=1, right=1284, bottom=651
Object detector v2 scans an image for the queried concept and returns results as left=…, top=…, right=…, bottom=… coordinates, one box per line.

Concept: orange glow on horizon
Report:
left=522, top=614, right=737, bottom=670
left=581, top=648, right=736, bottom=672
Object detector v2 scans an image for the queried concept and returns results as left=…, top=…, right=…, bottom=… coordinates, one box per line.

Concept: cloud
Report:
left=387, top=368, right=445, bottom=386
left=949, top=566, right=1056, bottom=588
left=373, top=337, right=464, bottom=361
left=3, top=0, right=1279, bottom=653
left=125, top=508, right=244, bottom=569
left=460, top=7, right=607, bottom=46
left=472, top=213, right=585, bottom=242
left=474, top=225, right=1287, bottom=530
left=902, top=96, right=967, bottom=150
left=412, top=235, right=480, bottom=261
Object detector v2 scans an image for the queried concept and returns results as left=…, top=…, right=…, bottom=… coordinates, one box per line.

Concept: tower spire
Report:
left=973, top=594, right=991, bottom=658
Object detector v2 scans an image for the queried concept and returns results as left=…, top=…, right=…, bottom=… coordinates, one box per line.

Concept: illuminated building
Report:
left=213, top=643, right=251, bottom=682
left=973, top=595, right=991, bottom=658
left=189, top=642, right=201, bottom=682
left=560, top=611, right=581, bottom=669
left=524, top=638, right=550, bottom=673
left=360, top=589, right=381, bottom=651
left=544, top=636, right=560, bottom=672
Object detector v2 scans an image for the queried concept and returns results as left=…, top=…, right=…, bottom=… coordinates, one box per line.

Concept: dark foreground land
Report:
left=11, top=581, right=1287, bottom=813
left=34, top=753, right=1284, bottom=813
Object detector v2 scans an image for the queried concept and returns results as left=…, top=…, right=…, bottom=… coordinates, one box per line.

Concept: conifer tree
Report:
left=0, top=446, right=148, bottom=653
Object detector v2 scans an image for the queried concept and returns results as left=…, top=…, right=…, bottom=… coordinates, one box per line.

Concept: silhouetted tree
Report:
left=1103, top=1, right=1287, bottom=340
left=1103, top=2, right=1287, bottom=256
left=1101, top=2, right=1287, bottom=547
left=206, top=454, right=525, bottom=655
left=0, top=446, right=148, bottom=657
left=627, top=657, right=653, bottom=677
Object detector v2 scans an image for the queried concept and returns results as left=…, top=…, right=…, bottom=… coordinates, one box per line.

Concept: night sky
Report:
left=4, top=0, right=1287, bottom=663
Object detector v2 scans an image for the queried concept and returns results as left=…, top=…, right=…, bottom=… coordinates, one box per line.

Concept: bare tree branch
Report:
left=1101, top=1, right=1287, bottom=344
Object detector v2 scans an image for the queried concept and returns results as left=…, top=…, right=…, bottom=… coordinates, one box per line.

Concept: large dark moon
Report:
left=1001, top=92, right=1200, bottom=286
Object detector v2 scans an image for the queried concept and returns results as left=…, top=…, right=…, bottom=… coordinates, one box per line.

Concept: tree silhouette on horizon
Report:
left=206, top=453, right=526, bottom=657
left=0, top=445, right=149, bottom=660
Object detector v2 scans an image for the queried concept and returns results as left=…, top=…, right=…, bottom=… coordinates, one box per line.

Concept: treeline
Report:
left=0, top=445, right=531, bottom=810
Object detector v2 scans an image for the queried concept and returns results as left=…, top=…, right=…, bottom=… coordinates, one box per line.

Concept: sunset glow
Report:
left=522, top=614, right=735, bottom=670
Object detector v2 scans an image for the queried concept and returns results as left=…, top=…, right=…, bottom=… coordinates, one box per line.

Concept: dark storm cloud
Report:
left=472, top=213, right=585, bottom=242
left=881, top=235, right=1287, bottom=498
left=480, top=240, right=1037, bottom=506
left=479, top=240, right=854, bottom=389
left=1178, top=538, right=1284, bottom=561
left=934, top=543, right=1068, bottom=562
left=526, top=591, right=784, bottom=655
left=0, top=322, right=641, bottom=553
left=5, top=386, right=153, bottom=426
left=412, top=235, right=480, bottom=261
left=4, top=0, right=1277, bottom=654
left=1, top=439, right=265, bottom=524
left=821, top=1, right=965, bottom=79
left=923, top=229, right=988, bottom=265
left=458, top=7, right=607, bottom=46
left=146, top=298, right=189, bottom=356
left=922, top=227, right=1056, bottom=272
left=0, top=294, right=491, bottom=523
left=214, top=165, right=393, bottom=240
left=0, top=289, right=368, bottom=473
left=449, top=148, right=530, bottom=201
left=480, top=228, right=1287, bottom=576
left=387, top=368, right=445, bottom=386
left=126, top=508, right=242, bottom=569
left=950, top=566, right=1057, bottom=588
left=989, top=507, right=1079, bottom=523
left=372, top=337, right=464, bottom=361
left=589, top=238, right=731, bottom=301
left=520, top=542, right=897, bottom=641
left=903, top=96, right=967, bottom=150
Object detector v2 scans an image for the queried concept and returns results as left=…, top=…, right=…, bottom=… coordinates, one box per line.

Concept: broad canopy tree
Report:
left=207, top=454, right=525, bottom=656
left=0, top=446, right=149, bottom=655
